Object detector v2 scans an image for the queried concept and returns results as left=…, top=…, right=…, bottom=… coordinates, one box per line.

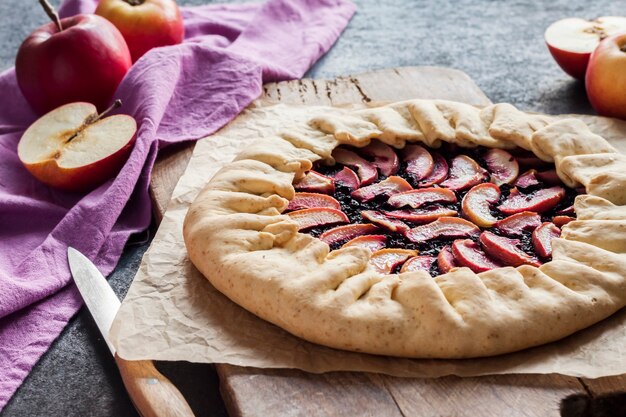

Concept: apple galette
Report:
left=183, top=100, right=626, bottom=358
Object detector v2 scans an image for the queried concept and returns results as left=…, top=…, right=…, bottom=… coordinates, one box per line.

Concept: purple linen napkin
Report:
left=0, top=0, right=355, bottom=409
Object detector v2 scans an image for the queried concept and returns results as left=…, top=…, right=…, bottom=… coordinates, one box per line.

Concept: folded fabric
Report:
left=0, top=0, right=355, bottom=409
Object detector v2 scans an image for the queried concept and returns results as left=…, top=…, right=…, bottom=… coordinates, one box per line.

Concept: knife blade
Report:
left=68, top=247, right=195, bottom=417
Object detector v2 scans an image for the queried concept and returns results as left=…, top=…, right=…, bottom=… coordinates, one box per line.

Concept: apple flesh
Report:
left=96, top=0, right=184, bottom=62
left=586, top=32, right=626, bottom=119
left=18, top=102, right=137, bottom=192
left=544, top=16, right=626, bottom=80
left=16, top=14, right=132, bottom=115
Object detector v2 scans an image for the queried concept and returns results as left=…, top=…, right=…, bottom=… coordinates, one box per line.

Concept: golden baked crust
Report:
left=183, top=99, right=626, bottom=358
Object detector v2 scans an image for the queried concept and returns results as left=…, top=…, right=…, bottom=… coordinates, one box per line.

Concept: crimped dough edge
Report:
left=183, top=99, right=626, bottom=358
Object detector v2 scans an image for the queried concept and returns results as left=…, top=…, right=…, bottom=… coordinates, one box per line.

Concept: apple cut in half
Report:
left=18, top=102, right=137, bottom=192
left=545, top=16, right=626, bottom=79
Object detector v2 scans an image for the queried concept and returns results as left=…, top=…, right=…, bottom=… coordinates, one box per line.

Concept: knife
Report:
left=68, top=247, right=195, bottom=417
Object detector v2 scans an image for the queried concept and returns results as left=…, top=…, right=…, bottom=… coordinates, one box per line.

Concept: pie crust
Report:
left=183, top=99, right=626, bottom=358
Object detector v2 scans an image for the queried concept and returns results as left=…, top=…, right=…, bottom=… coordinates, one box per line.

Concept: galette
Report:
left=183, top=99, right=626, bottom=358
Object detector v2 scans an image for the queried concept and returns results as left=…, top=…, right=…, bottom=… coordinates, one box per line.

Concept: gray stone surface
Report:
left=1, top=0, right=622, bottom=416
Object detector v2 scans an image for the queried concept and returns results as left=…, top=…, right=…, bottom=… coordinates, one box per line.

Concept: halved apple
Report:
left=18, top=101, right=136, bottom=192
left=545, top=16, right=626, bottom=80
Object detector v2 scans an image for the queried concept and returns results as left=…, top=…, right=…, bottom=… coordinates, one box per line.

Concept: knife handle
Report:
left=115, top=355, right=195, bottom=417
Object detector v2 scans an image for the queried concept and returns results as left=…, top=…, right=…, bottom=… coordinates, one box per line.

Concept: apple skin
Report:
left=546, top=44, right=590, bottom=80
left=586, top=33, right=626, bottom=119
left=95, top=0, right=184, bottom=62
left=15, top=14, right=132, bottom=115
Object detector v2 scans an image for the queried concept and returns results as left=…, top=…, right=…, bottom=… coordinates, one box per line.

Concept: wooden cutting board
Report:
left=149, top=66, right=626, bottom=417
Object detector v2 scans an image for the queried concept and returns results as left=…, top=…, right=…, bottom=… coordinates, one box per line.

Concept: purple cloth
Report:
left=0, top=0, right=355, bottom=409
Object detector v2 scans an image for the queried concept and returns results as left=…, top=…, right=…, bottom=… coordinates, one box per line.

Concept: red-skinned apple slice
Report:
left=418, top=152, right=449, bottom=187
left=361, top=210, right=410, bottom=233
left=293, top=170, right=335, bottom=194
left=331, top=167, right=360, bottom=190
left=342, top=234, right=386, bottom=253
left=532, top=222, right=561, bottom=258
left=332, top=148, right=378, bottom=185
left=286, top=207, right=348, bottom=231
left=370, top=248, right=417, bottom=274
left=545, top=17, right=626, bottom=80
left=479, top=231, right=540, bottom=267
left=319, top=223, right=379, bottom=246
left=494, top=212, right=542, bottom=237
left=286, top=192, right=341, bottom=211
left=439, top=155, right=488, bottom=191
left=405, top=217, right=480, bottom=242
left=556, top=204, right=575, bottom=216
left=461, top=183, right=501, bottom=227
left=437, top=246, right=458, bottom=274
left=515, top=169, right=540, bottom=189
left=536, top=169, right=562, bottom=186
left=359, top=141, right=399, bottom=176
left=17, top=101, right=136, bottom=192
left=484, top=149, right=519, bottom=186
left=351, top=176, right=412, bottom=202
left=385, top=207, right=458, bottom=223
left=402, top=144, right=434, bottom=182
left=387, top=187, right=457, bottom=209
left=499, top=186, right=565, bottom=215
left=452, top=239, right=502, bottom=273
left=400, top=255, right=436, bottom=273
left=553, top=215, right=576, bottom=227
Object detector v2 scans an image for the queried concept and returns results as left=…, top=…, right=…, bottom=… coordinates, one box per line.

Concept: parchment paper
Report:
left=109, top=100, right=626, bottom=378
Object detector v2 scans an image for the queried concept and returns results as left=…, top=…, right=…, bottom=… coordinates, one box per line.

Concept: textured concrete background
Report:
left=1, top=0, right=622, bottom=416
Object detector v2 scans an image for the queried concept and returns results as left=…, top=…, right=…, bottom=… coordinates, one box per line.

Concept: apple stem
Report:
left=38, top=0, right=63, bottom=32
left=66, top=100, right=123, bottom=143
left=123, top=0, right=145, bottom=5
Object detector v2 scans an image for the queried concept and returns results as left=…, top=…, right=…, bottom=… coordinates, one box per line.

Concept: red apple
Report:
left=586, top=32, right=626, bottom=119
left=95, top=0, right=184, bottom=62
left=544, top=16, right=626, bottom=80
left=16, top=2, right=131, bottom=115
left=17, top=101, right=137, bottom=192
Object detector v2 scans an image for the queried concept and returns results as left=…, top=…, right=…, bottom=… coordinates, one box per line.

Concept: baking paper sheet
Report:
left=109, top=101, right=626, bottom=378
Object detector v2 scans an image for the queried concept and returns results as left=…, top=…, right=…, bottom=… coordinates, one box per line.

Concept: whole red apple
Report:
left=95, top=0, right=184, bottom=62
left=18, top=101, right=137, bottom=192
left=16, top=12, right=132, bottom=115
left=586, top=32, right=626, bottom=119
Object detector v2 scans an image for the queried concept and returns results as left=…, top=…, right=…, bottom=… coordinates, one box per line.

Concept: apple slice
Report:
left=331, top=166, right=360, bottom=190
left=342, top=234, right=387, bottom=253
left=18, top=101, right=136, bottom=192
left=351, top=176, right=412, bottom=202
left=294, top=170, right=335, bottom=194
left=418, top=152, right=449, bottom=187
left=370, top=248, right=417, bottom=274
left=359, top=141, right=399, bottom=176
left=461, top=183, right=501, bottom=227
left=385, top=207, right=458, bottom=223
left=494, top=212, right=542, bottom=237
left=498, top=186, right=565, bottom=215
left=402, top=144, right=434, bottom=182
left=515, top=169, right=540, bottom=189
left=556, top=204, right=575, bottom=216
left=287, top=192, right=341, bottom=211
left=437, top=246, right=458, bottom=274
left=332, top=148, right=378, bottom=185
left=361, top=210, right=410, bottom=233
left=286, top=207, right=348, bottom=231
left=479, top=231, right=540, bottom=267
left=439, top=155, right=488, bottom=191
left=532, top=222, right=561, bottom=258
left=484, top=149, right=519, bottom=186
left=536, top=169, right=562, bottom=186
left=319, top=223, right=379, bottom=246
left=545, top=17, right=626, bottom=80
left=400, top=255, right=436, bottom=273
left=452, top=239, right=502, bottom=273
left=553, top=215, right=576, bottom=227
left=405, top=217, right=480, bottom=242
left=387, top=187, right=457, bottom=209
